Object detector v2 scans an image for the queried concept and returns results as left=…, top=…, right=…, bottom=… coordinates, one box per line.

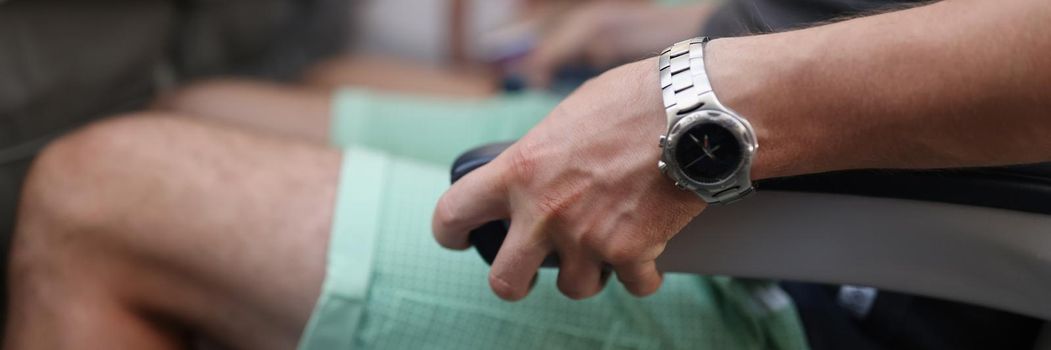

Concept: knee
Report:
left=9, top=115, right=169, bottom=286
left=21, top=115, right=184, bottom=224
left=15, top=115, right=177, bottom=248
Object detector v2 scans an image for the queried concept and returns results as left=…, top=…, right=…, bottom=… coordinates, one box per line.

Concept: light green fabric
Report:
left=298, top=149, right=387, bottom=350
left=300, top=90, right=810, bottom=350
left=330, top=89, right=558, bottom=165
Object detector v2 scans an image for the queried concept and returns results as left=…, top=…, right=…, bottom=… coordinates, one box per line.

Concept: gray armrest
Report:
left=657, top=191, right=1051, bottom=320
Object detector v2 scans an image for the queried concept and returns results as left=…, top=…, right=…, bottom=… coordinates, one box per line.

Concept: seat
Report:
left=451, top=142, right=1051, bottom=340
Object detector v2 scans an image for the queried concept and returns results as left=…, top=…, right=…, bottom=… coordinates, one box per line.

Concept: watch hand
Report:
left=684, top=155, right=706, bottom=169
left=689, top=134, right=703, bottom=147
left=702, top=148, right=717, bottom=160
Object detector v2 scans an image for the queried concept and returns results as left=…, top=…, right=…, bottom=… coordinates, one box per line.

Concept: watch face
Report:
left=674, top=122, right=744, bottom=184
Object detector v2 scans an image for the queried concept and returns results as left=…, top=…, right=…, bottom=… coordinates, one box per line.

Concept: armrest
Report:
left=658, top=191, right=1051, bottom=320
left=451, top=142, right=1051, bottom=320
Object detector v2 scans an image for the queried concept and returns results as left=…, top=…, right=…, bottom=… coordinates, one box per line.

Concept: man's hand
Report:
left=432, top=58, right=707, bottom=301
left=523, top=2, right=713, bottom=88
left=432, top=0, right=1051, bottom=302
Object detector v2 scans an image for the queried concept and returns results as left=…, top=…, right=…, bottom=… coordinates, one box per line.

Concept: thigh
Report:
left=153, top=79, right=334, bottom=144
left=302, top=55, right=499, bottom=98
left=43, top=114, right=341, bottom=349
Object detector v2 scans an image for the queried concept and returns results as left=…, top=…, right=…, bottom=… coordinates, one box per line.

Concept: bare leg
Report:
left=152, top=53, right=510, bottom=141
left=153, top=80, right=333, bottom=144
left=302, top=55, right=499, bottom=98
left=6, top=114, right=340, bottom=349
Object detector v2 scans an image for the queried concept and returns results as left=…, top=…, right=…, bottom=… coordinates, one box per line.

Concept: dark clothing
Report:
left=781, top=282, right=1043, bottom=350
left=699, top=1, right=1045, bottom=349
left=704, top=0, right=929, bottom=38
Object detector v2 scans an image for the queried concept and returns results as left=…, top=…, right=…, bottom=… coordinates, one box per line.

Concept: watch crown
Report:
left=674, top=181, right=687, bottom=190
left=658, top=161, right=668, bottom=173
left=658, top=135, right=667, bottom=148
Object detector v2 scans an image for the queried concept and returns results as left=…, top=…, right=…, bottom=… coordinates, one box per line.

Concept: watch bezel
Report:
left=662, top=110, right=757, bottom=192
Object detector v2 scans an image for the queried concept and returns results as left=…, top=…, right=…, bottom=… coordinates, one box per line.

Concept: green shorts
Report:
left=297, top=90, right=809, bottom=350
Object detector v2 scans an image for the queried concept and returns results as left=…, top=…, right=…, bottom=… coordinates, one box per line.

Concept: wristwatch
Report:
left=657, top=37, right=758, bottom=204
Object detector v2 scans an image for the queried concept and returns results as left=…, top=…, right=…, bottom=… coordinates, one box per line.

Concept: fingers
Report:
left=614, top=260, right=663, bottom=297
left=432, top=165, right=509, bottom=250
left=489, top=219, right=550, bottom=301
left=556, top=251, right=607, bottom=300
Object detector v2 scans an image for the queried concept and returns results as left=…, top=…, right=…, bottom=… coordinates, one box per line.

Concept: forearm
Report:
left=706, top=0, right=1051, bottom=179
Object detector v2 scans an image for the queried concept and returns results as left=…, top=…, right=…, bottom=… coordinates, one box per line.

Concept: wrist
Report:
left=626, top=56, right=709, bottom=208
left=704, top=36, right=836, bottom=181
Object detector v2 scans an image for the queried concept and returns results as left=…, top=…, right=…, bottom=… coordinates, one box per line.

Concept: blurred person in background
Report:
left=317, top=0, right=713, bottom=97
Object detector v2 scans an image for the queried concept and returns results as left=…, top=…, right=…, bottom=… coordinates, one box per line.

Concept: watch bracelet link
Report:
left=658, top=37, right=717, bottom=124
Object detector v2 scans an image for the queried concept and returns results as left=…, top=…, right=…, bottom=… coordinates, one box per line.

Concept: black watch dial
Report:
left=674, top=122, right=744, bottom=184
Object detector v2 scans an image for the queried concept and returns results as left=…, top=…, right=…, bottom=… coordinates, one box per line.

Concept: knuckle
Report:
left=601, top=231, right=667, bottom=265
left=531, top=185, right=587, bottom=226
left=432, top=195, right=462, bottom=230
left=431, top=201, right=468, bottom=249
left=603, top=244, right=643, bottom=265
left=507, top=146, right=540, bottom=184
left=535, top=193, right=562, bottom=216
left=578, top=230, right=605, bottom=252
left=602, top=235, right=666, bottom=266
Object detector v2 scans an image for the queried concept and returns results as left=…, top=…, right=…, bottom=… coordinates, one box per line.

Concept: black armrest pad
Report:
left=455, top=142, right=1051, bottom=215
left=760, top=165, right=1051, bottom=215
